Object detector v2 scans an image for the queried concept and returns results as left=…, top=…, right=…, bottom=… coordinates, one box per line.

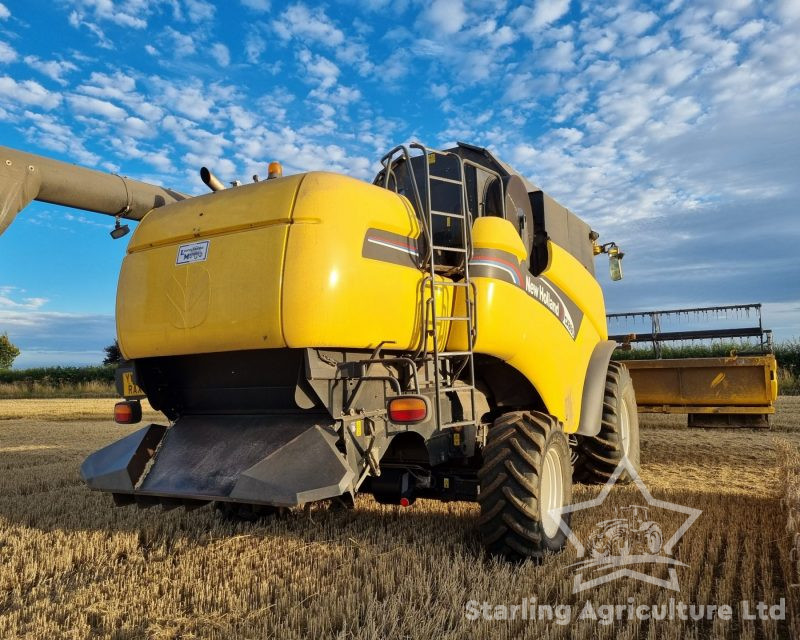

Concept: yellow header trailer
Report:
left=623, top=355, right=777, bottom=428
left=609, top=304, right=778, bottom=428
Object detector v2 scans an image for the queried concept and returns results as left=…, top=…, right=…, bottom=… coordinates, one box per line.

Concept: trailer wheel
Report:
left=575, top=361, right=640, bottom=484
left=478, top=410, right=572, bottom=562
left=214, top=502, right=280, bottom=522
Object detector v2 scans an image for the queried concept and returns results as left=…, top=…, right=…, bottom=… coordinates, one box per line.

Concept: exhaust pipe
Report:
left=200, top=167, right=226, bottom=192
left=0, top=145, right=188, bottom=237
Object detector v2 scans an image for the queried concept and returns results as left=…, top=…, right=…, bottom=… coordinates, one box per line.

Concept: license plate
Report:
left=122, top=371, right=145, bottom=398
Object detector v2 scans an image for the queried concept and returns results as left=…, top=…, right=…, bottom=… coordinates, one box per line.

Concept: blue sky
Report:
left=0, top=0, right=798, bottom=367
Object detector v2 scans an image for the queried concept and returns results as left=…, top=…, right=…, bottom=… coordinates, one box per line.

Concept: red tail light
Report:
left=114, top=400, right=142, bottom=424
left=387, top=396, right=429, bottom=424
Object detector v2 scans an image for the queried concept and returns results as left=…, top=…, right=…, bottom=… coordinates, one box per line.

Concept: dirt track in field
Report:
left=1, top=398, right=800, bottom=639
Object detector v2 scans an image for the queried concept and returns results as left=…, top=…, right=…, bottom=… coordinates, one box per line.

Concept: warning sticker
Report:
left=176, top=240, right=209, bottom=265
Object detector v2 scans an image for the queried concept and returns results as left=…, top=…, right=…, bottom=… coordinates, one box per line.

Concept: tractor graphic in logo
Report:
left=587, top=505, right=663, bottom=559
left=557, top=457, right=702, bottom=592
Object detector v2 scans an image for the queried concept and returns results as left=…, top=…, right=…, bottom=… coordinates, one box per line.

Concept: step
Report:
left=429, top=175, right=463, bottom=185
left=437, top=384, right=475, bottom=392
left=430, top=209, right=466, bottom=219
left=435, top=315, right=471, bottom=321
left=437, top=351, right=472, bottom=357
left=427, top=281, right=470, bottom=287
left=441, top=420, right=478, bottom=429
left=432, top=245, right=467, bottom=253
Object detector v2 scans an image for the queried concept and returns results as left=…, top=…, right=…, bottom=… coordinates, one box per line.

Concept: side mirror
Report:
left=609, top=252, right=623, bottom=281
left=592, top=237, right=625, bottom=281
left=110, top=216, right=130, bottom=240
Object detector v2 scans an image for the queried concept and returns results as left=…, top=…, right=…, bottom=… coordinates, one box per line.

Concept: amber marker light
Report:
left=387, top=395, right=429, bottom=424
left=114, top=400, right=142, bottom=425
left=268, top=161, right=283, bottom=179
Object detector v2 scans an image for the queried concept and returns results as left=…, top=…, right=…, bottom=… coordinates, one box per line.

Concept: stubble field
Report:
left=1, top=397, right=800, bottom=639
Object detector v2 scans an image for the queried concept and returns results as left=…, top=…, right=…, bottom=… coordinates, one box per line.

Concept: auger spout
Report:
left=0, top=145, right=188, bottom=236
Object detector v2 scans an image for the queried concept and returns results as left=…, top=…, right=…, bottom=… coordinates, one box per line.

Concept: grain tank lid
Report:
left=127, top=173, right=306, bottom=252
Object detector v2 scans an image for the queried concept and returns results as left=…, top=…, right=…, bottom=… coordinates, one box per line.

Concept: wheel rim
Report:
left=540, top=446, right=564, bottom=539
left=620, top=396, right=631, bottom=459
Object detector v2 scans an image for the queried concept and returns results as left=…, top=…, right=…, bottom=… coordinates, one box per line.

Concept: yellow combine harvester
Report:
left=0, top=142, right=635, bottom=560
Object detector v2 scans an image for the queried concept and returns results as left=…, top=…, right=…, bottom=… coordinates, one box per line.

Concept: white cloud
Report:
left=23, top=56, right=79, bottom=86
left=0, top=286, right=47, bottom=311
left=63, top=212, right=106, bottom=228
left=553, top=127, right=583, bottom=144
left=162, top=114, right=230, bottom=158
left=0, top=40, right=16, bottom=63
left=210, top=43, right=230, bottom=67
left=311, top=84, right=361, bottom=107
left=245, top=31, right=266, bottom=63
left=298, top=49, right=339, bottom=89
left=613, top=10, right=658, bottom=36
left=0, top=76, right=62, bottom=110
left=159, top=84, right=216, bottom=121
left=776, top=0, right=800, bottom=21
left=0, top=3, right=8, bottom=20
left=422, top=0, right=467, bottom=35
left=74, top=71, right=166, bottom=125
left=539, top=39, right=575, bottom=71
left=240, top=0, right=270, bottom=10
left=183, top=0, right=215, bottom=22
left=227, top=105, right=256, bottom=130
left=164, top=27, right=196, bottom=57
left=490, top=25, right=516, bottom=47
left=0, top=309, right=116, bottom=368
left=732, top=20, right=764, bottom=39
left=120, top=116, right=153, bottom=139
left=67, top=94, right=127, bottom=121
left=67, top=11, right=112, bottom=48
left=273, top=4, right=345, bottom=45
left=526, top=0, right=571, bottom=30
left=108, top=136, right=173, bottom=170
left=18, top=111, right=100, bottom=165
left=761, top=301, right=800, bottom=338
left=431, top=83, right=448, bottom=99
left=67, top=0, right=147, bottom=29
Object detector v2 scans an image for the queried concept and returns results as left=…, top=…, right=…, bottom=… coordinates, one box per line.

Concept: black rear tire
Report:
left=477, top=410, right=572, bottom=562
left=575, top=361, right=640, bottom=484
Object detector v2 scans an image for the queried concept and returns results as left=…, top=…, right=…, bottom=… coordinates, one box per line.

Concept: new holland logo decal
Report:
left=467, top=247, right=584, bottom=340
left=525, top=274, right=578, bottom=339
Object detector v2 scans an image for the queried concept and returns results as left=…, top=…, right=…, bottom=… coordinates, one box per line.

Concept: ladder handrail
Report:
left=378, top=144, right=433, bottom=269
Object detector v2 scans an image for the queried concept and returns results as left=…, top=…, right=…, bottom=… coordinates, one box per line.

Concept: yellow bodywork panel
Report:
left=448, top=218, right=605, bottom=432
left=118, top=175, right=303, bottom=359
left=470, top=216, right=528, bottom=262
left=282, top=172, right=450, bottom=351
left=119, top=171, right=453, bottom=359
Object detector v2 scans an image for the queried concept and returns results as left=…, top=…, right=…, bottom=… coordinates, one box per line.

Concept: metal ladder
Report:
left=417, top=146, right=478, bottom=434
left=377, top=143, right=478, bottom=434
